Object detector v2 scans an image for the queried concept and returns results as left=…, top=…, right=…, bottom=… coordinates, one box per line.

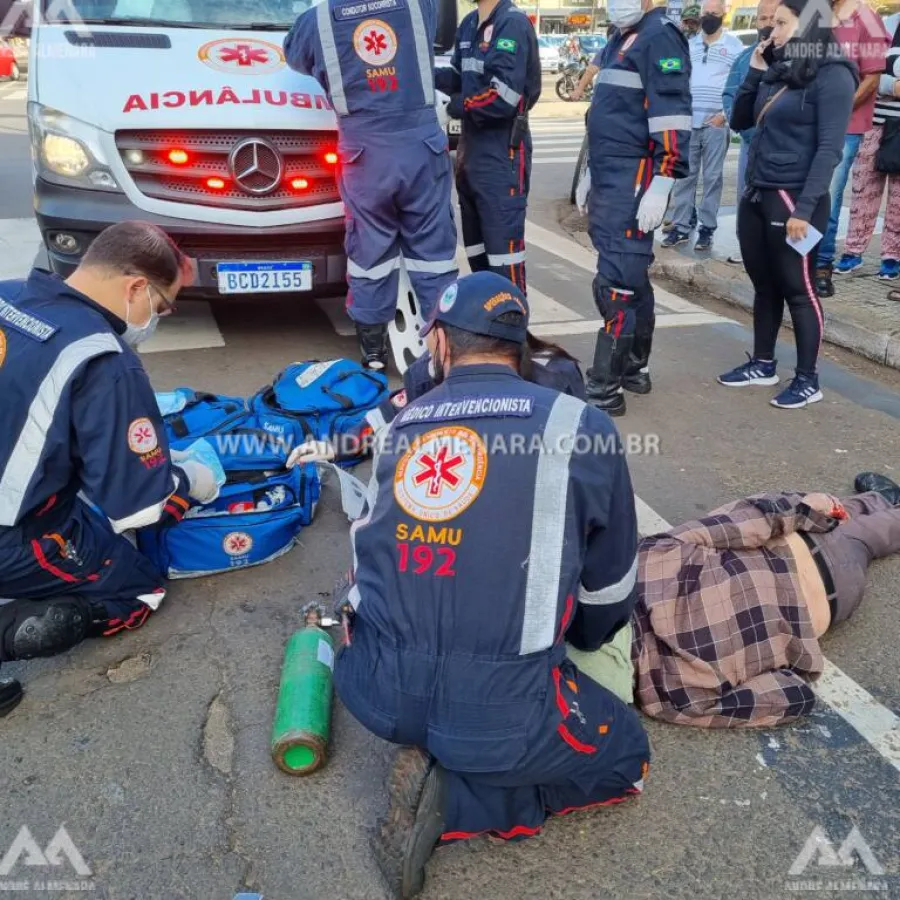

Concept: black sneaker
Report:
left=661, top=230, right=690, bottom=248
left=695, top=228, right=714, bottom=252
left=0, top=679, right=23, bottom=718
left=853, top=472, right=900, bottom=507
left=816, top=266, right=834, bottom=298
left=372, top=747, right=446, bottom=900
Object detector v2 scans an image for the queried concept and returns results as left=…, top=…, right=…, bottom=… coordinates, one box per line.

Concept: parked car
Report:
left=732, top=29, right=758, bottom=46
left=579, top=34, right=608, bottom=58
left=538, top=36, right=562, bottom=72
left=0, top=38, right=26, bottom=81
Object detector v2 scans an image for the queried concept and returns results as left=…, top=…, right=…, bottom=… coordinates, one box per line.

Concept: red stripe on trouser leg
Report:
left=31, top=540, right=80, bottom=583
left=440, top=823, right=542, bottom=843
left=552, top=796, right=635, bottom=817
left=552, top=666, right=569, bottom=717
left=557, top=722, right=597, bottom=754
left=555, top=594, right=574, bottom=644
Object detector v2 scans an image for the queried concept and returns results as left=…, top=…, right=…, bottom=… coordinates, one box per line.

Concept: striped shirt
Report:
left=687, top=30, right=745, bottom=128
left=873, top=17, right=900, bottom=127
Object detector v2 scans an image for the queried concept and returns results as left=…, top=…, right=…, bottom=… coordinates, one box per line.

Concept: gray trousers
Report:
left=670, top=124, right=731, bottom=233
left=809, top=492, right=900, bottom=626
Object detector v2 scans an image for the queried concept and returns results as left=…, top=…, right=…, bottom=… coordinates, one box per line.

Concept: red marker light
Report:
left=290, top=177, right=309, bottom=190
left=206, top=177, right=226, bottom=190
left=167, top=149, right=189, bottom=165
left=324, top=152, right=338, bottom=165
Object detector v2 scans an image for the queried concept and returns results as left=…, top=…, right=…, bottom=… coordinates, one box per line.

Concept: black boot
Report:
left=0, top=678, right=23, bottom=718
left=372, top=747, right=446, bottom=900
left=586, top=329, right=632, bottom=416
left=622, top=319, right=654, bottom=395
left=356, top=323, right=389, bottom=372
left=854, top=472, right=900, bottom=507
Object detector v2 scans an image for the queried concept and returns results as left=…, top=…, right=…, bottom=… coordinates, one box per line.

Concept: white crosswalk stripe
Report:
left=528, top=126, right=585, bottom=166
left=0, top=83, right=27, bottom=102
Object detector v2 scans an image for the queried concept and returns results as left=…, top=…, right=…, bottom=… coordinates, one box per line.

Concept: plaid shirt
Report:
left=632, top=493, right=845, bottom=728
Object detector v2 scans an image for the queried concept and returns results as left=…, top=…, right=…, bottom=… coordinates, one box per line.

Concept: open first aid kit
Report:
left=249, top=359, right=389, bottom=468
left=156, top=388, right=252, bottom=448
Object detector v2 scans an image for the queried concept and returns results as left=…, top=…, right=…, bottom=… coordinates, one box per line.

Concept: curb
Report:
left=649, top=250, right=900, bottom=372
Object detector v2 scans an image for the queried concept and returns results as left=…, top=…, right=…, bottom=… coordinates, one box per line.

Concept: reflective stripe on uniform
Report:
left=519, top=393, right=587, bottom=656
left=491, top=77, right=522, bottom=107
left=0, top=333, right=123, bottom=528
left=404, top=257, right=459, bottom=274
left=317, top=1, right=349, bottom=115
left=597, top=69, right=643, bottom=90
left=108, top=473, right=180, bottom=534
left=466, top=243, right=486, bottom=258
left=408, top=0, right=436, bottom=107
left=578, top=556, right=637, bottom=606
left=647, top=114, right=692, bottom=132
left=487, top=249, right=527, bottom=266
left=347, top=256, right=401, bottom=280
left=462, top=58, right=485, bottom=73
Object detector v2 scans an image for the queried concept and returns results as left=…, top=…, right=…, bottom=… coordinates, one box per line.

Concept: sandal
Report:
left=889, top=289, right=900, bottom=302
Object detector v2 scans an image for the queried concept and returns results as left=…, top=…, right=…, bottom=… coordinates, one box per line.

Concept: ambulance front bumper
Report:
left=34, top=179, right=348, bottom=299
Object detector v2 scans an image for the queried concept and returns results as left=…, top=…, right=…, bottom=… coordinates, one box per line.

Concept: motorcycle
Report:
left=555, top=56, right=592, bottom=102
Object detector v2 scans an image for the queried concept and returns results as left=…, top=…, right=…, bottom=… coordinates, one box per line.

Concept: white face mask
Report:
left=122, top=286, right=160, bottom=347
left=608, top=0, right=644, bottom=28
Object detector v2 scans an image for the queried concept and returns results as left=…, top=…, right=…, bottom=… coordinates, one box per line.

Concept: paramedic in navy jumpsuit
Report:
left=285, top=0, right=459, bottom=371
left=0, top=222, right=216, bottom=716
left=332, top=271, right=650, bottom=899
left=435, top=0, right=541, bottom=293
left=584, top=0, right=692, bottom=416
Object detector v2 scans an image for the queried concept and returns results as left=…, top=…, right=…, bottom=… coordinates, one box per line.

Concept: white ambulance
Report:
left=11, top=0, right=457, bottom=298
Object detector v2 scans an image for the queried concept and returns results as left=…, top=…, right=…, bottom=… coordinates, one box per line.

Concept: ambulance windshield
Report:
left=42, top=0, right=325, bottom=29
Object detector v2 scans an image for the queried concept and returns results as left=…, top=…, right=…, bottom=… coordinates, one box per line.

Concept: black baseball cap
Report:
left=419, top=272, right=530, bottom=343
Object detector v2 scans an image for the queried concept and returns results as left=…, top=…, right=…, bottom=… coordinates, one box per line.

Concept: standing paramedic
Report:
left=0, top=222, right=220, bottom=716
left=285, top=0, right=459, bottom=372
left=580, top=0, right=692, bottom=417
left=718, top=0, right=856, bottom=408
left=331, top=271, right=650, bottom=900
left=434, top=0, right=541, bottom=293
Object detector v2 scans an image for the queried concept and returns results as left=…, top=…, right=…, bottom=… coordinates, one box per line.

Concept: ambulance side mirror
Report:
left=435, top=0, right=457, bottom=54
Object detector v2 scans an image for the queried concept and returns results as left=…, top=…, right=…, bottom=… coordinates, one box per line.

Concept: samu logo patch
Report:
left=658, top=57, right=683, bottom=72
left=496, top=37, right=517, bottom=53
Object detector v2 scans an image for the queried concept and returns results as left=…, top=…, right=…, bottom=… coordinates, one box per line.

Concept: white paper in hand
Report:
left=323, top=463, right=369, bottom=521
left=786, top=223, right=822, bottom=257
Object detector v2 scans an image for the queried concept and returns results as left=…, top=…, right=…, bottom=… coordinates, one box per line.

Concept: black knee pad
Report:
left=0, top=597, right=93, bottom=662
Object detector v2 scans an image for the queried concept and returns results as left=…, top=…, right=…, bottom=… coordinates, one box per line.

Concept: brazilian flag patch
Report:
left=658, top=57, right=683, bottom=72
left=496, top=37, right=517, bottom=52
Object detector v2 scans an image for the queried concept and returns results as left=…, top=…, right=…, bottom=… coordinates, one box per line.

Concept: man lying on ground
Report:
left=572, top=473, right=900, bottom=727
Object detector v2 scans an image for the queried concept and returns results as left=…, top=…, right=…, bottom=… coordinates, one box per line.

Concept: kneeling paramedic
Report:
left=0, top=222, right=220, bottom=717
left=435, top=0, right=541, bottom=293
left=331, top=271, right=650, bottom=899
left=285, top=0, right=458, bottom=371
left=585, top=0, right=692, bottom=415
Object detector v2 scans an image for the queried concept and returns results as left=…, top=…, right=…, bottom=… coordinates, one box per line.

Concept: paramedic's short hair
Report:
left=80, top=221, right=189, bottom=288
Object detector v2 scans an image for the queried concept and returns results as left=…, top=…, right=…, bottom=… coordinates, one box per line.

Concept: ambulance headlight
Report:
left=28, top=103, right=121, bottom=192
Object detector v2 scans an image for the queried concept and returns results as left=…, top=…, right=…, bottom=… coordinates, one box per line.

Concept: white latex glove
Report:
left=177, top=459, right=220, bottom=504
left=637, top=175, right=675, bottom=234
left=435, top=90, right=451, bottom=129
left=287, top=440, right=336, bottom=468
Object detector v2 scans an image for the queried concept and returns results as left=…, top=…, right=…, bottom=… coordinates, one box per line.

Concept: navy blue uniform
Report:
left=285, top=0, right=458, bottom=326
left=586, top=9, right=691, bottom=404
left=0, top=272, right=191, bottom=654
left=335, top=364, right=649, bottom=839
left=435, top=0, right=541, bottom=293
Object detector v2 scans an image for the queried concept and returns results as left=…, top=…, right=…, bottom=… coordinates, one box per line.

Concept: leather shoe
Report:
left=0, top=679, right=23, bottom=718
left=853, top=472, right=900, bottom=507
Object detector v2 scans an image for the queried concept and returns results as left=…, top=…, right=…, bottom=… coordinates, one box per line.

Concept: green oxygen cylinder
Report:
left=271, top=605, right=335, bottom=776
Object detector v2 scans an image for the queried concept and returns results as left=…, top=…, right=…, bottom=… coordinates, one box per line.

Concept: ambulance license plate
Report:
left=217, top=261, right=313, bottom=294
left=448, top=120, right=461, bottom=134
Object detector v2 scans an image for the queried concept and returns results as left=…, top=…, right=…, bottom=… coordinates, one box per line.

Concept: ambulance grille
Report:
left=114, top=130, right=341, bottom=211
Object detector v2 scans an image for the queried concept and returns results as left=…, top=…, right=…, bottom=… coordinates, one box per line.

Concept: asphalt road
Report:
left=1, top=81, right=899, bottom=900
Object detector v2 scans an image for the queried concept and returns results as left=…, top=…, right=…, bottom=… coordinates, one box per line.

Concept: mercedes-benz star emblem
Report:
left=228, top=138, right=283, bottom=195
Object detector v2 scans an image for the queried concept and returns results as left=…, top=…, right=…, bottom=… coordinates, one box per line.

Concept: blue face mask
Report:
left=122, top=286, right=160, bottom=348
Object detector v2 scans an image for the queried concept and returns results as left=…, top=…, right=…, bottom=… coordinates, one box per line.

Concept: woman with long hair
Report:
left=717, top=0, right=858, bottom=409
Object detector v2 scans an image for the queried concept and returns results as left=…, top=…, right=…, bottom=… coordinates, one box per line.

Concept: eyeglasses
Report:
left=147, top=283, right=176, bottom=317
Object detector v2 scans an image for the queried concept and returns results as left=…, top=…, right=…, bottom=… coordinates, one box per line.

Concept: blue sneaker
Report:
left=834, top=254, right=864, bottom=275
left=878, top=258, right=900, bottom=281
left=662, top=230, right=690, bottom=248
left=717, top=354, right=779, bottom=387
left=771, top=373, right=823, bottom=409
